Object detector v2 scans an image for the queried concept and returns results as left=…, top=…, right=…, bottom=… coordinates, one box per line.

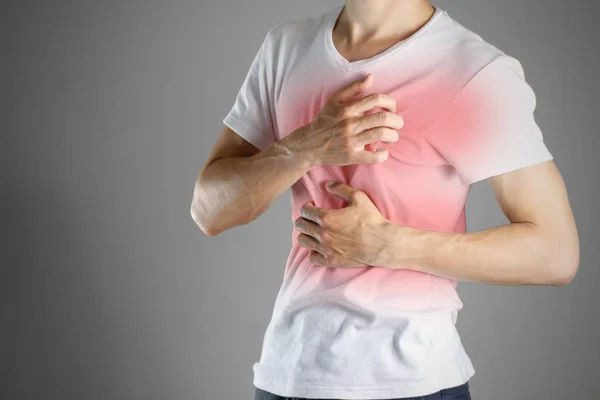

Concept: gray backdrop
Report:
left=3, top=1, right=599, bottom=399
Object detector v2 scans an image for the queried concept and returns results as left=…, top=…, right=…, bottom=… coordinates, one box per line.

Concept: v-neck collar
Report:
left=323, top=3, right=445, bottom=71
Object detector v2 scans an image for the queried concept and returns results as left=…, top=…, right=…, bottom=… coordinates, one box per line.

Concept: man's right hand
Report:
left=280, top=73, right=404, bottom=168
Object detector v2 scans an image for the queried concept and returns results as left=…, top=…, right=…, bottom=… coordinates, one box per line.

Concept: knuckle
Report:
left=339, top=119, right=354, bottom=135
left=338, top=105, right=352, bottom=119
left=375, top=93, right=387, bottom=104
left=321, top=212, right=337, bottom=228
left=313, top=231, right=322, bottom=243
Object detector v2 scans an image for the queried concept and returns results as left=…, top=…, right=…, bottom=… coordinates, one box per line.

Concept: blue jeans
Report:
left=254, top=381, right=471, bottom=400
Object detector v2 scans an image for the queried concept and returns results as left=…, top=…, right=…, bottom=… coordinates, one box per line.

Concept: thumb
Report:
left=325, top=181, right=357, bottom=203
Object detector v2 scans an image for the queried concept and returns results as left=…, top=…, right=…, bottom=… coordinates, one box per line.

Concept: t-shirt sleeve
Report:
left=222, top=29, right=277, bottom=151
left=423, top=55, right=554, bottom=186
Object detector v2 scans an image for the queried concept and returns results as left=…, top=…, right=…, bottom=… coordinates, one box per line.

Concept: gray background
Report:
left=3, top=1, right=599, bottom=399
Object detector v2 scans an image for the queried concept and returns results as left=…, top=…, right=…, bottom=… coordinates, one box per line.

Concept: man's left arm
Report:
left=295, top=56, right=579, bottom=285
left=379, top=159, right=579, bottom=286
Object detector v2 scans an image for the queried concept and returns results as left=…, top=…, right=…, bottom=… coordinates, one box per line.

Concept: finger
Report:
left=298, top=233, right=323, bottom=253
left=331, top=73, right=374, bottom=105
left=299, top=202, right=328, bottom=225
left=355, top=127, right=399, bottom=146
left=344, top=92, right=397, bottom=115
left=356, top=111, right=404, bottom=133
left=294, top=217, right=322, bottom=242
left=353, top=147, right=390, bottom=164
left=309, top=250, right=327, bottom=266
left=325, top=181, right=359, bottom=204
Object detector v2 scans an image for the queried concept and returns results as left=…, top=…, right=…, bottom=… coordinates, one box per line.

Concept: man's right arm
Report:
left=190, top=73, right=403, bottom=236
left=190, top=124, right=314, bottom=236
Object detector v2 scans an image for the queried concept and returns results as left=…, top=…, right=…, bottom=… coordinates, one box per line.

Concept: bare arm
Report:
left=191, top=73, right=404, bottom=236
left=190, top=125, right=312, bottom=236
left=380, top=160, right=579, bottom=285
left=292, top=160, right=578, bottom=285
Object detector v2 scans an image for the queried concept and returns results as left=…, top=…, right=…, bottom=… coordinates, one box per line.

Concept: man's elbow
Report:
left=547, top=245, right=580, bottom=286
left=190, top=201, right=221, bottom=236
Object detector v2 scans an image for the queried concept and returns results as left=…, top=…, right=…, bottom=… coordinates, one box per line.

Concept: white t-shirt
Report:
left=223, top=4, right=553, bottom=399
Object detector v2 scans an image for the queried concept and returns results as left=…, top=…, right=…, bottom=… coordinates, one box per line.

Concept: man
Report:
left=190, top=1, right=579, bottom=399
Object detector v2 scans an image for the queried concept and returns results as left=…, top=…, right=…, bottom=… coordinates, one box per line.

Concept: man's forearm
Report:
left=191, top=129, right=312, bottom=236
left=378, top=220, right=577, bottom=286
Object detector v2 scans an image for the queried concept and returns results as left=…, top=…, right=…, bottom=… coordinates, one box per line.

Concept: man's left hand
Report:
left=294, top=181, right=392, bottom=268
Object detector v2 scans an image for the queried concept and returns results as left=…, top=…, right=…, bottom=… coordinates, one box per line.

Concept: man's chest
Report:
left=275, top=59, right=472, bottom=227
left=272, top=60, right=461, bottom=168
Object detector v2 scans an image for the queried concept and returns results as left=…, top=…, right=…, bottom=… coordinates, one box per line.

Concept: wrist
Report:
left=376, top=221, right=424, bottom=271
left=277, top=125, right=319, bottom=170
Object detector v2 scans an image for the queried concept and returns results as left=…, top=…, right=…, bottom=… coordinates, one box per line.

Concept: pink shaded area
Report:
left=277, top=67, right=489, bottom=313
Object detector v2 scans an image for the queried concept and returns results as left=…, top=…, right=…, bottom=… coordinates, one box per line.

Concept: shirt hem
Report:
left=253, top=367, right=475, bottom=400
left=461, top=151, right=554, bottom=186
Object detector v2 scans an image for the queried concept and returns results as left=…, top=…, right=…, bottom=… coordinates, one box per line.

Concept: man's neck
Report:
left=336, top=0, right=435, bottom=45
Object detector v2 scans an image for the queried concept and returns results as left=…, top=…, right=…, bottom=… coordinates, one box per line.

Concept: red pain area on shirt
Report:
left=343, top=72, right=495, bottom=168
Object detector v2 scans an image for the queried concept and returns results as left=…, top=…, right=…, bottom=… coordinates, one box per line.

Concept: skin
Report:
left=191, top=0, right=579, bottom=286
left=191, top=73, right=401, bottom=234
